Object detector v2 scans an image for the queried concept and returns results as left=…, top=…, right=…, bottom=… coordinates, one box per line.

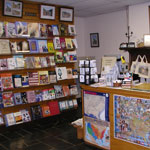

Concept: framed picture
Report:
left=3, top=0, right=23, bottom=18
left=40, top=5, right=55, bottom=20
left=90, top=33, right=99, bottom=47
left=60, top=7, right=74, bottom=22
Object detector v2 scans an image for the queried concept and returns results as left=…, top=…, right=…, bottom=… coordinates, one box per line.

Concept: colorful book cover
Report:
left=48, top=71, right=57, bottom=83
left=55, top=67, right=67, bottom=81
left=13, top=55, right=25, bottom=69
left=39, top=23, right=48, bottom=37
left=62, top=85, right=70, bottom=97
left=41, top=105, right=51, bottom=117
left=59, top=24, right=68, bottom=36
left=40, top=57, right=48, bottom=68
left=48, top=101, right=60, bottom=116
left=16, top=41, right=29, bottom=53
left=5, top=22, right=16, bottom=37
left=53, top=37, right=61, bottom=49
left=48, top=88, right=55, bottom=100
left=55, top=51, right=63, bottom=63
left=72, top=69, right=78, bottom=78
left=42, top=89, right=49, bottom=101
left=37, top=40, right=48, bottom=53
left=20, top=109, right=31, bottom=122
left=0, top=59, right=8, bottom=70
left=68, top=25, right=76, bottom=36
left=47, top=41, right=55, bottom=53
left=68, top=51, right=77, bottom=62
left=72, top=99, right=78, bottom=108
left=0, top=93, right=3, bottom=108
left=2, top=92, right=14, bottom=107
left=14, top=93, right=22, bottom=105
left=10, top=42, right=17, bottom=53
left=60, top=38, right=66, bottom=49
left=52, top=25, right=59, bottom=36
left=1, top=73, right=13, bottom=90
left=7, top=58, right=17, bottom=70
left=54, top=85, right=64, bottom=98
left=68, top=100, right=74, bottom=108
left=14, top=111, right=23, bottom=124
left=25, top=57, right=35, bottom=69
left=5, top=113, right=16, bottom=127
left=30, top=105, right=42, bottom=120
left=0, top=40, right=11, bottom=54
left=0, top=22, right=5, bottom=37
left=34, top=57, right=41, bottom=68
left=49, top=56, right=55, bottom=66
left=28, top=23, right=39, bottom=37
left=28, top=72, right=39, bottom=86
left=13, top=75, right=22, bottom=88
left=45, top=56, right=51, bottom=67
left=47, top=25, right=53, bottom=37
left=35, top=90, right=43, bottom=102
left=63, top=52, right=69, bottom=62
left=38, top=71, right=49, bottom=85
left=22, top=75, right=29, bottom=87
left=72, top=39, right=78, bottom=49
left=67, top=68, right=73, bottom=79
left=21, top=92, right=28, bottom=104
left=65, top=38, right=73, bottom=49
left=28, top=39, right=38, bottom=53
left=15, top=21, right=28, bottom=37
left=69, top=85, right=78, bottom=95
left=26, top=91, right=36, bottom=103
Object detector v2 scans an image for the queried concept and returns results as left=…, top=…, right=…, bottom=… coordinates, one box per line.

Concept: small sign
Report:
left=25, top=12, right=37, bottom=17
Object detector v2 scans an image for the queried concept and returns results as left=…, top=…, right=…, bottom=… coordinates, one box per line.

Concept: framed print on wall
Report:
left=90, top=33, right=99, bottom=47
left=3, top=0, right=23, bottom=18
left=60, top=7, right=74, bottom=22
left=40, top=5, right=55, bottom=20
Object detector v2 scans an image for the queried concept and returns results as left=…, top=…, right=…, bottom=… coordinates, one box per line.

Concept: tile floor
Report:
left=0, top=102, right=102, bottom=150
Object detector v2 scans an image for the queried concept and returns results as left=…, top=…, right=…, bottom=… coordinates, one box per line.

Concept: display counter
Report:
left=81, top=84, right=150, bottom=150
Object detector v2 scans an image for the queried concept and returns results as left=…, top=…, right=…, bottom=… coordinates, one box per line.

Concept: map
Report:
left=114, top=95, right=150, bottom=148
left=84, top=116, right=110, bottom=149
left=84, top=90, right=109, bottom=121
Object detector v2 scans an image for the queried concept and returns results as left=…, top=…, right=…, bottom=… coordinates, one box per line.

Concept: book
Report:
left=72, top=39, right=78, bottom=49
left=37, top=40, right=48, bottom=53
left=52, top=25, right=59, bottom=36
left=68, top=99, right=74, bottom=108
left=14, top=93, right=22, bottom=105
left=15, top=21, right=28, bottom=37
left=5, top=22, right=16, bottom=37
left=42, top=89, right=49, bottom=101
left=38, top=71, right=49, bottom=85
left=68, top=25, right=76, bottom=36
left=14, top=111, right=23, bottom=124
left=39, top=23, right=47, bottom=37
left=21, top=92, right=28, bottom=104
left=65, top=38, right=73, bottom=49
left=13, top=75, right=22, bottom=88
left=45, top=56, right=51, bottom=67
left=48, top=88, right=55, bottom=99
left=53, top=37, right=61, bottom=49
left=7, top=58, right=17, bottom=70
left=55, top=67, right=67, bottom=81
left=33, top=57, right=41, bottom=68
left=63, top=52, right=69, bottom=62
left=49, top=56, right=55, bottom=66
left=72, top=69, right=78, bottom=78
left=40, top=57, right=48, bottom=68
left=28, top=39, right=38, bottom=53
left=17, top=41, right=30, bottom=53
left=30, top=105, right=42, bottom=120
left=0, top=40, right=11, bottom=54
left=13, top=55, right=25, bottom=69
left=0, top=59, right=8, bottom=70
left=0, top=93, right=4, bottom=108
left=35, top=90, right=43, bottom=102
left=1, top=73, right=13, bottom=90
left=60, top=38, right=66, bottom=49
left=10, top=42, right=17, bottom=53
left=47, top=41, right=55, bottom=53
left=41, top=105, right=51, bottom=117
left=59, top=24, right=68, bottom=36
left=28, top=72, right=39, bottom=86
left=47, top=25, right=53, bottom=37
left=22, top=75, right=29, bottom=87
left=72, top=99, right=78, bottom=108
left=68, top=51, right=77, bottom=62
left=54, top=85, right=64, bottom=98
left=25, top=57, right=35, bottom=68
left=5, top=113, right=16, bottom=126
left=28, top=23, right=39, bottom=37
left=55, top=51, right=63, bottom=63
left=27, top=91, right=36, bottom=103
left=65, top=101, right=69, bottom=110
left=49, top=71, right=57, bottom=83
left=66, top=68, right=73, bottom=79
left=48, top=101, right=60, bottom=116
left=0, top=22, right=5, bottom=37
left=69, top=85, right=78, bottom=95
left=0, top=111, right=4, bottom=125
left=20, top=109, right=31, bottom=122
left=62, top=85, right=70, bottom=97
left=2, top=92, right=14, bottom=107
left=59, top=101, right=66, bottom=111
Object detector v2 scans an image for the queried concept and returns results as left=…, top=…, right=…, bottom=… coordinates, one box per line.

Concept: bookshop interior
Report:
left=0, top=0, right=150, bottom=150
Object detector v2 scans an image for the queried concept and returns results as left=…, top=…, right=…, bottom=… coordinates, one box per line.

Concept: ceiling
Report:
left=27, top=0, right=150, bottom=17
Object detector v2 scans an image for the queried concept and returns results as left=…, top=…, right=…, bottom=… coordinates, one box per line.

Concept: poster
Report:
left=114, top=95, right=150, bottom=148
left=84, top=90, right=109, bottom=121
left=84, top=116, right=110, bottom=149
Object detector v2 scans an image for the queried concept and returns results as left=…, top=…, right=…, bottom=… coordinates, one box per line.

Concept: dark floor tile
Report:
left=0, top=134, right=9, bottom=144
left=25, top=143, right=52, bottom=150
left=2, top=131, right=23, bottom=139
left=16, top=129, right=31, bottom=137
left=74, top=143, right=101, bottom=150
left=45, top=127, right=65, bottom=137
left=0, top=145, right=8, bottom=150
left=41, top=135, right=73, bottom=149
